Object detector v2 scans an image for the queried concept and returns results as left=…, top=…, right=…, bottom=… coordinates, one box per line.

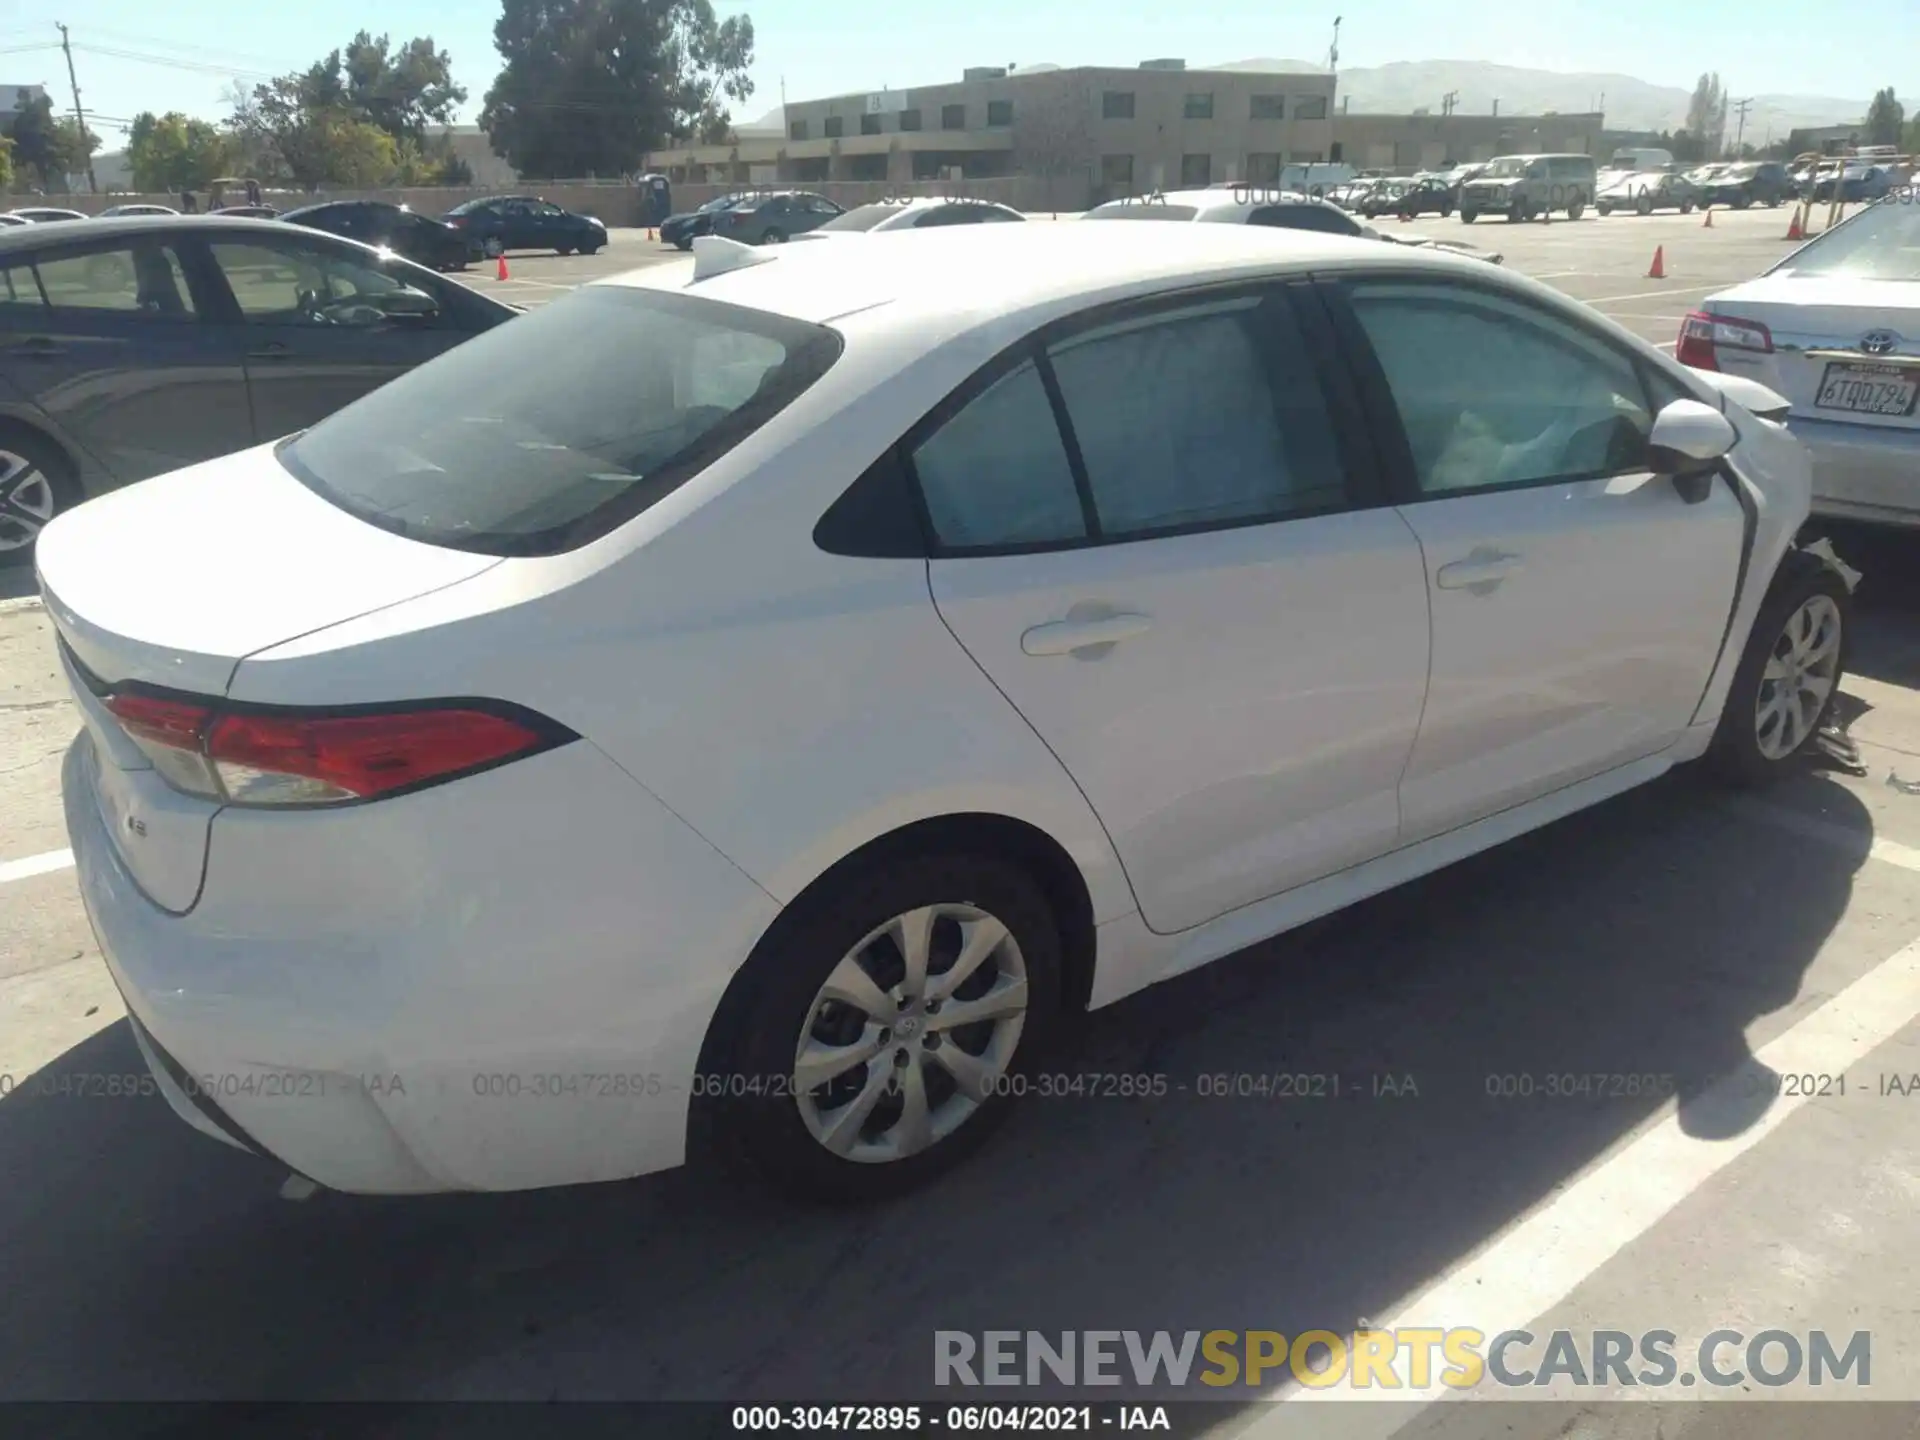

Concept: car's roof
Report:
left=606, top=216, right=1477, bottom=327
left=0, top=213, right=311, bottom=252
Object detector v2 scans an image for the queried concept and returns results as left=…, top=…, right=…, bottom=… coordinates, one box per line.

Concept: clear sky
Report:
left=3, top=0, right=1915, bottom=148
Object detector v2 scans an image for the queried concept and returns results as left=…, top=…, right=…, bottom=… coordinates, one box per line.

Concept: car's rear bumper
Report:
left=63, top=729, right=782, bottom=1194
left=1787, top=412, right=1920, bottom=528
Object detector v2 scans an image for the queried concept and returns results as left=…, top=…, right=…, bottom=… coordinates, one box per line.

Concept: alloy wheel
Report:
left=0, top=449, right=55, bottom=553
left=793, top=903, right=1029, bottom=1164
left=1755, top=594, right=1842, bottom=760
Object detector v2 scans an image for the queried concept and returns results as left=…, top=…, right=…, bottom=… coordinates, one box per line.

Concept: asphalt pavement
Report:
left=4, top=204, right=1920, bottom=1436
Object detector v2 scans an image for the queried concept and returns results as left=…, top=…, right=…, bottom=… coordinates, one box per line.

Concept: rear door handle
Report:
left=246, top=342, right=292, bottom=361
left=1436, top=550, right=1523, bottom=591
left=1021, top=613, right=1152, bottom=657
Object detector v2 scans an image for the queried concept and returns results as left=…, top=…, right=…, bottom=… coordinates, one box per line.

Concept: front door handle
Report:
left=1021, top=613, right=1152, bottom=657
left=8, top=337, right=61, bottom=359
left=1435, top=549, right=1523, bottom=591
left=246, top=342, right=292, bottom=361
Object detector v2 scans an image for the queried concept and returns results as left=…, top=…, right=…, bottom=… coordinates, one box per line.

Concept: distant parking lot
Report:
left=4, top=200, right=1920, bottom=1434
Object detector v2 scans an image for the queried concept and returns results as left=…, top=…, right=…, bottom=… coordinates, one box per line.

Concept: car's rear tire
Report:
left=1706, top=556, right=1851, bottom=787
left=0, top=426, right=82, bottom=568
left=1735, top=193, right=1753, bottom=210
left=761, top=227, right=786, bottom=245
left=556, top=244, right=574, bottom=256
left=1636, top=193, right=1655, bottom=216
left=703, top=852, right=1063, bottom=1203
left=1597, top=200, right=1614, bottom=216
left=1680, top=199, right=1694, bottom=214
left=483, top=237, right=505, bottom=259
left=1459, top=208, right=1478, bottom=223
left=1567, top=199, right=1585, bottom=221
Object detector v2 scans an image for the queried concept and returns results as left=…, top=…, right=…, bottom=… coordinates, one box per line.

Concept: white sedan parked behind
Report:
left=42, top=222, right=1842, bottom=1202
left=1678, top=196, right=1920, bottom=528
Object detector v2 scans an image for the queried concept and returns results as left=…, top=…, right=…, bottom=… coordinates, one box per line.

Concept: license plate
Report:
left=1815, top=361, right=1920, bottom=417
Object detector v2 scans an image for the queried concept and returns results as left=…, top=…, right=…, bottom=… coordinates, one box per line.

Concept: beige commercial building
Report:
left=645, top=62, right=1603, bottom=209
left=655, top=60, right=1339, bottom=201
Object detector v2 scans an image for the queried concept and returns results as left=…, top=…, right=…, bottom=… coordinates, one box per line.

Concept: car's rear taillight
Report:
left=1676, top=310, right=1772, bottom=371
left=102, top=692, right=569, bottom=807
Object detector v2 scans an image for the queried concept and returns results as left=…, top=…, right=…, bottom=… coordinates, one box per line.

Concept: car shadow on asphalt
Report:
left=0, top=768, right=1878, bottom=1421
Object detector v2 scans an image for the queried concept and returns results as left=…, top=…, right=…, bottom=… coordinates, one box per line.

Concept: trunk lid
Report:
left=38, top=443, right=499, bottom=911
left=1701, top=276, right=1920, bottom=433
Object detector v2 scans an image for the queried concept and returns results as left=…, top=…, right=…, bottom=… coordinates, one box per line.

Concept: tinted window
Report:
left=1084, top=203, right=1201, bottom=222
left=279, top=286, right=843, bottom=556
left=1047, top=296, right=1346, bottom=535
left=1349, top=282, right=1657, bottom=496
left=209, top=240, right=419, bottom=326
left=1251, top=203, right=1360, bottom=235
left=916, top=205, right=989, bottom=227
left=911, top=359, right=1087, bottom=549
left=818, top=204, right=901, bottom=232
left=34, top=242, right=197, bottom=318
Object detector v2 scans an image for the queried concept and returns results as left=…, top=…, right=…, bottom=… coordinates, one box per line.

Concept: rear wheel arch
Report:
left=695, top=811, right=1099, bottom=1080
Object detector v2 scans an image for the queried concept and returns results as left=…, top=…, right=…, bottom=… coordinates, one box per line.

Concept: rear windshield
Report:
left=1773, top=199, right=1920, bottom=283
left=819, top=204, right=907, bottom=232
left=1084, top=203, right=1201, bottom=221
left=278, top=285, right=844, bottom=556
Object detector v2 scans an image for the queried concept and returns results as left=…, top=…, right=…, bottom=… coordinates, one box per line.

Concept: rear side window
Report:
left=279, top=286, right=843, bottom=556
left=913, top=359, right=1088, bottom=547
left=1046, top=297, right=1347, bottom=535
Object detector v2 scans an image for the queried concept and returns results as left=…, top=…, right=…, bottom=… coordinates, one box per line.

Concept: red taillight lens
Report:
left=1676, top=310, right=1773, bottom=371
left=105, top=692, right=211, bottom=751
left=207, top=708, right=548, bottom=804
left=101, top=691, right=565, bottom=807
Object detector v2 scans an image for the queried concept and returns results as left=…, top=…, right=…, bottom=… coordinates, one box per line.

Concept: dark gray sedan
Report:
left=0, top=215, right=518, bottom=562
left=704, top=191, right=845, bottom=245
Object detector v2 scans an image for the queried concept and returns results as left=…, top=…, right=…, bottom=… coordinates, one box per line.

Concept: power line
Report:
left=71, top=42, right=278, bottom=80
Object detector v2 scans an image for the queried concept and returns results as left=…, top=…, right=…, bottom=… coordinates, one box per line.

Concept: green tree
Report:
left=1865, top=87, right=1904, bottom=146
left=6, top=93, right=97, bottom=189
left=229, top=74, right=400, bottom=188
left=0, top=135, right=13, bottom=192
left=225, top=33, right=462, bottom=188
left=1685, top=73, right=1729, bottom=157
left=126, top=111, right=235, bottom=192
left=480, top=0, right=755, bottom=179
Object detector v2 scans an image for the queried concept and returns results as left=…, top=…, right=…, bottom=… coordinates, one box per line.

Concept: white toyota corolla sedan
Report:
left=41, top=221, right=1844, bottom=1201
left=1679, top=195, right=1920, bottom=528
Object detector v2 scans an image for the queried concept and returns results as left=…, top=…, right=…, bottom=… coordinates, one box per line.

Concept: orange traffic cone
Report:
left=1646, top=245, right=1666, bottom=279
left=496, top=253, right=510, bottom=281
left=1786, top=211, right=1805, bottom=241
left=1702, top=206, right=1713, bottom=227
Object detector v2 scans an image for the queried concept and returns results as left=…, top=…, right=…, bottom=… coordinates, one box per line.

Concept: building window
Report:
left=860, top=112, right=882, bottom=135
left=1102, top=91, right=1135, bottom=120
left=1100, top=154, right=1134, bottom=186
left=987, top=99, right=1013, bottom=127
left=899, top=108, right=922, bottom=131
left=1247, top=152, right=1282, bottom=184
left=1250, top=94, right=1285, bottom=120
left=1295, top=95, right=1329, bottom=120
left=1180, top=153, right=1211, bottom=186
left=822, top=116, right=843, bottom=138
left=942, top=103, right=967, bottom=130
left=789, top=119, right=809, bottom=140
left=1184, top=92, right=1214, bottom=120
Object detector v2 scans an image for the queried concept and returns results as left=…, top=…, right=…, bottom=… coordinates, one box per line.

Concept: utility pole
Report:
left=55, top=23, right=96, bottom=194
left=1492, top=98, right=1499, bottom=117
left=1732, top=96, right=1753, bottom=156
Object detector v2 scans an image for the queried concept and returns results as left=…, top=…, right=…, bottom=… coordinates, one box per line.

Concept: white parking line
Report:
left=0, top=848, right=73, bottom=886
left=1248, top=928, right=1920, bottom=1434
left=1584, top=282, right=1722, bottom=305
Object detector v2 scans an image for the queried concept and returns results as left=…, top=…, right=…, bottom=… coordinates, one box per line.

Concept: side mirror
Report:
left=378, top=286, right=441, bottom=318
left=1648, top=397, right=1737, bottom=503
